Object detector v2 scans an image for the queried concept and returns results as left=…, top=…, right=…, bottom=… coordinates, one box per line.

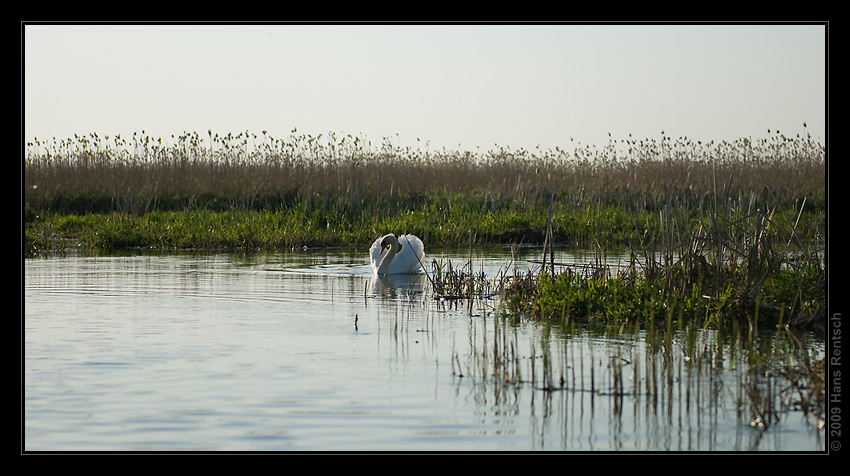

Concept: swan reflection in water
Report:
left=366, top=272, right=427, bottom=299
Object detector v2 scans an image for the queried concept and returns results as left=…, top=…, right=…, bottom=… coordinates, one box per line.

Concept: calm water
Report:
left=24, top=247, right=826, bottom=452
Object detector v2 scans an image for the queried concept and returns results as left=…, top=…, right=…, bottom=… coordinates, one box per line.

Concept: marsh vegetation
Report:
left=24, top=128, right=824, bottom=332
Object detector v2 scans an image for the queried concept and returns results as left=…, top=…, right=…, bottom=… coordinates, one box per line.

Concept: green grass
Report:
left=25, top=191, right=822, bottom=254
left=502, top=260, right=823, bottom=330
left=22, top=199, right=646, bottom=251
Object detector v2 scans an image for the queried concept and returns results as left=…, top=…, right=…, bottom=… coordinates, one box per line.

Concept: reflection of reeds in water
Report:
left=451, top=312, right=825, bottom=449
left=733, top=325, right=826, bottom=434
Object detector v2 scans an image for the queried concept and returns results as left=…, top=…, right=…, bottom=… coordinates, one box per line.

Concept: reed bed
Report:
left=25, top=129, right=823, bottom=212
left=24, top=128, right=823, bottom=254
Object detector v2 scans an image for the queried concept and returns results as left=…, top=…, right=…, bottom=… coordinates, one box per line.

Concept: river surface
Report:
left=23, top=247, right=826, bottom=452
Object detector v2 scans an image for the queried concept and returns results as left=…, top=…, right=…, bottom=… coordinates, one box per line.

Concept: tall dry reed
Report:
left=25, top=129, right=824, bottom=218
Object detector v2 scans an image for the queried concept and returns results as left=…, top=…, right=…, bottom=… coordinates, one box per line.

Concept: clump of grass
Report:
left=429, top=258, right=500, bottom=302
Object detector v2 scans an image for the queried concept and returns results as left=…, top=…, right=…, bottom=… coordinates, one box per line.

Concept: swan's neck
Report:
left=377, top=243, right=398, bottom=273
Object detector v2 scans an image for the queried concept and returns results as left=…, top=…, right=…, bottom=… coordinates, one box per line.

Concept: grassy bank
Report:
left=24, top=129, right=823, bottom=250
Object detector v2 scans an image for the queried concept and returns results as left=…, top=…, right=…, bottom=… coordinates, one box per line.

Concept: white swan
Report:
left=370, top=233, right=425, bottom=275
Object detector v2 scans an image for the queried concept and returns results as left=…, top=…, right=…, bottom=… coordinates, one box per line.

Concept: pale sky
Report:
left=23, top=23, right=827, bottom=153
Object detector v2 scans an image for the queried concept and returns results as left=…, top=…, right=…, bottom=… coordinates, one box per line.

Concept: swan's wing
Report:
left=400, top=234, right=425, bottom=260
left=399, top=234, right=425, bottom=272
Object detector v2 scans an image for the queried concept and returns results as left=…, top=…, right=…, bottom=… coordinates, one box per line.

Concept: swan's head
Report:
left=380, top=234, right=402, bottom=254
